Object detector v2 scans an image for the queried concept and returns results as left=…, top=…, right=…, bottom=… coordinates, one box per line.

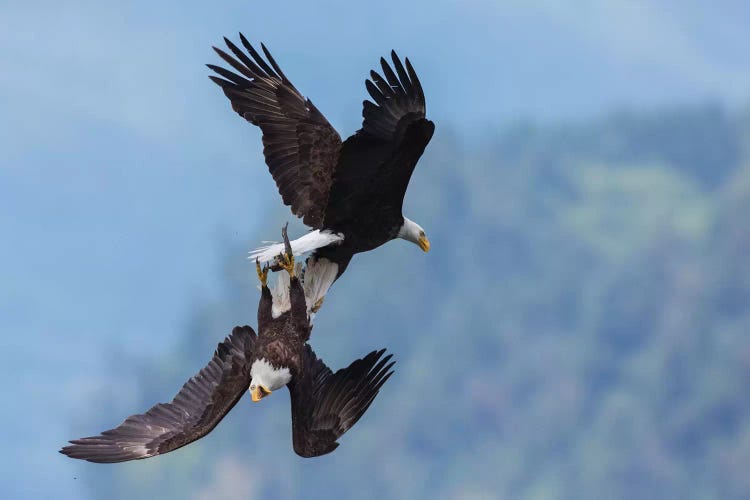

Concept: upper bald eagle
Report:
left=208, top=33, right=435, bottom=279
left=60, top=229, right=394, bottom=461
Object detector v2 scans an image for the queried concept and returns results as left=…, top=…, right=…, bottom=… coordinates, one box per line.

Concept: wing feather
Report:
left=359, top=51, right=428, bottom=141
left=209, top=34, right=341, bottom=228
left=288, top=347, right=394, bottom=458
left=60, top=326, right=256, bottom=463
left=324, top=52, right=434, bottom=227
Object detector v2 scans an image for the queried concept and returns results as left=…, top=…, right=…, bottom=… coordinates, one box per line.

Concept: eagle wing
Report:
left=60, top=326, right=256, bottom=463
left=208, top=34, right=342, bottom=229
left=288, top=347, right=394, bottom=457
left=324, top=51, right=435, bottom=227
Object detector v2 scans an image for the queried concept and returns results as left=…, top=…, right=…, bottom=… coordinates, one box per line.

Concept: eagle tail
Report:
left=249, top=230, right=344, bottom=263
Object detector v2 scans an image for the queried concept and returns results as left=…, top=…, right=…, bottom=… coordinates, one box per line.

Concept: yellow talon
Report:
left=278, top=252, right=295, bottom=278
left=276, top=222, right=296, bottom=277
left=256, top=259, right=269, bottom=287
left=311, top=296, right=325, bottom=313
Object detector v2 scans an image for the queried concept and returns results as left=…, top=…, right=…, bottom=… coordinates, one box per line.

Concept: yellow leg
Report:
left=256, top=259, right=269, bottom=287
left=274, top=222, right=296, bottom=277
left=278, top=251, right=295, bottom=278
left=311, top=296, right=325, bottom=313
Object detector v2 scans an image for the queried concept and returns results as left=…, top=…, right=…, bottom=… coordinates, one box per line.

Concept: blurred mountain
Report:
left=77, top=104, right=750, bottom=499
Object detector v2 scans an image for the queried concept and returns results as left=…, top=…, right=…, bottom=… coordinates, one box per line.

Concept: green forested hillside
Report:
left=82, top=105, right=750, bottom=499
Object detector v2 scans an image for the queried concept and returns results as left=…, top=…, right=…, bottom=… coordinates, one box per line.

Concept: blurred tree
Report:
left=80, top=105, right=750, bottom=500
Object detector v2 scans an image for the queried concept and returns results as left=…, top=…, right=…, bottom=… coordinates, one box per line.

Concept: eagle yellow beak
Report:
left=418, top=234, right=431, bottom=253
left=250, top=385, right=272, bottom=402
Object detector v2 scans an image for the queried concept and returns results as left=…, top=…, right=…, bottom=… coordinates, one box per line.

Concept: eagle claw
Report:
left=277, top=252, right=295, bottom=277
left=311, top=296, right=325, bottom=313
left=278, top=223, right=295, bottom=277
left=256, top=258, right=270, bottom=287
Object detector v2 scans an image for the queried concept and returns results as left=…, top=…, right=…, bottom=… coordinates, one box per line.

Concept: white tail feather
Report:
left=249, top=230, right=344, bottom=263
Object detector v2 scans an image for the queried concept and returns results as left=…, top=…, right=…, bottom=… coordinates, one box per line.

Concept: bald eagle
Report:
left=60, top=229, right=394, bottom=461
left=208, top=34, right=435, bottom=279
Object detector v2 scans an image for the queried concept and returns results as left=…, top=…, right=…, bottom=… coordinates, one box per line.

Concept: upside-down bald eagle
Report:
left=208, top=34, right=435, bottom=279
left=60, top=230, right=394, bottom=461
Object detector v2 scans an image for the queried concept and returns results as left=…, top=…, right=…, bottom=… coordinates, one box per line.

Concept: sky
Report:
left=2, top=1, right=750, bottom=498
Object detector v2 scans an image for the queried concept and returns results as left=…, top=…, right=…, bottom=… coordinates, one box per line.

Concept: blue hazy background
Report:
left=3, top=1, right=750, bottom=498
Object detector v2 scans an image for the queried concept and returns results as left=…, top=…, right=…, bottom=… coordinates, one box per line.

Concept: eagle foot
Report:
left=277, top=222, right=295, bottom=277
left=256, top=258, right=269, bottom=287
left=277, top=251, right=295, bottom=277
left=311, top=296, right=325, bottom=313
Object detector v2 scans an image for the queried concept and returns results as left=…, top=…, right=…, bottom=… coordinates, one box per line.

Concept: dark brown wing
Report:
left=208, top=34, right=342, bottom=229
left=324, top=51, right=434, bottom=228
left=362, top=50, right=428, bottom=141
left=60, top=326, right=257, bottom=463
left=288, top=346, right=394, bottom=458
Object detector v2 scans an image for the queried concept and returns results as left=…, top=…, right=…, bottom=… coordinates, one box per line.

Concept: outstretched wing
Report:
left=208, top=34, right=342, bottom=229
left=361, top=50, right=429, bottom=142
left=325, top=51, right=435, bottom=228
left=60, top=326, right=257, bottom=463
left=288, top=346, right=395, bottom=457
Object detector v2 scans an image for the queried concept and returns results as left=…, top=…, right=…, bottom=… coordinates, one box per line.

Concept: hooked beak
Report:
left=418, top=234, right=431, bottom=253
left=250, top=385, right=272, bottom=402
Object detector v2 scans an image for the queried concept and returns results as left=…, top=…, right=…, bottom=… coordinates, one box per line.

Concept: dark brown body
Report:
left=255, top=275, right=312, bottom=378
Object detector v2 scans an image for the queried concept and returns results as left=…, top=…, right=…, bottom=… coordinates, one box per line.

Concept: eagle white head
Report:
left=249, top=358, right=292, bottom=402
left=397, top=217, right=430, bottom=252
